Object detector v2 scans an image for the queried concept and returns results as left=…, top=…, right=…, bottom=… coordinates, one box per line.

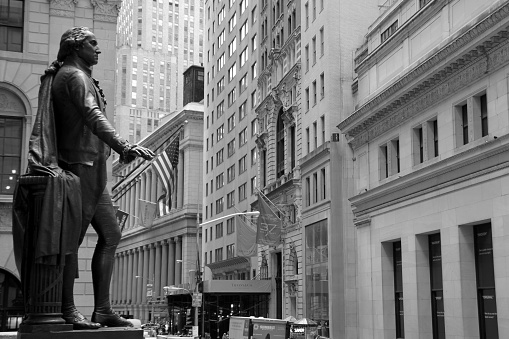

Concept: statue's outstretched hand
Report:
left=128, top=145, right=155, bottom=161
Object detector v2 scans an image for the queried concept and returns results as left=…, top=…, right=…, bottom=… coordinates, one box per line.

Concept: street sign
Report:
left=192, top=292, right=202, bottom=307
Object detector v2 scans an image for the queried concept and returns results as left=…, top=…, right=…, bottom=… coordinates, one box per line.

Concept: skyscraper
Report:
left=115, top=0, right=205, bottom=143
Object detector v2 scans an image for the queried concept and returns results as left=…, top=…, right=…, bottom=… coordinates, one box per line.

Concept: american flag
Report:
left=153, top=135, right=180, bottom=210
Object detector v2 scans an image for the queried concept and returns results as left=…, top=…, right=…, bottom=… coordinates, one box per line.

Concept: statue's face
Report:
left=77, top=31, right=101, bottom=66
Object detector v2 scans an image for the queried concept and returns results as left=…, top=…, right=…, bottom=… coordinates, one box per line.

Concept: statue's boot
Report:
left=62, top=253, right=101, bottom=330
left=90, top=209, right=132, bottom=328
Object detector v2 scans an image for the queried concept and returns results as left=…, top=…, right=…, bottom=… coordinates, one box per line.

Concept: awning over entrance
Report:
left=202, top=279, right=272, bottom=293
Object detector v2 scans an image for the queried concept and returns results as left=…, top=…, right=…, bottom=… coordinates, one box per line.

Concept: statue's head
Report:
left=57, top=27, right=93, bottom=62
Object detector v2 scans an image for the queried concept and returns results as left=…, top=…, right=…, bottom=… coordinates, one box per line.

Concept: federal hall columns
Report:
left=112, top=237, right=183, bottom=319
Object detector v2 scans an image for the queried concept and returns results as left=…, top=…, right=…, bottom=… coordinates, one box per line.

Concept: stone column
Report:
left=161, top=240, right=169, bottom=289
left=126, top=249, right=133, bottom=304
left=130, top=183, right=136, bottom=229
left=112, top=254, right=120, bottom=303
left=134, top=180, right=141, bottom=227
left=175, top=237, right=182, bottom=285
left=168, top=239, right=176, bottom=286
left=151, top=170, right=158, bottom=203
left=148, top=243, right=156, bottom=294
left=154, top=242, right=162, bottom=299
left=142, top=245, right=150, bottom=303
left=145, top=171, right=152, bottom=203
left=122, top=252, right=128, bottom=303
left=136, top=247, right=143, bottom=304
left=132, top=249, right=139, bottom=305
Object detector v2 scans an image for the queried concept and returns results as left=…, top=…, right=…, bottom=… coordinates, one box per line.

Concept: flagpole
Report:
left=255, top=187, right=286, bottom=216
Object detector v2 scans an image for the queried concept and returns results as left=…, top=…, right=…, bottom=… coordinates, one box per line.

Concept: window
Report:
left=312, top=81, right=317, bottom=106
left=305, top=2, right=309, bottom=29
left=239, top=100, right=247, bottom=120
left=312, top=36, right=316, bottom=64
left=305, top=87, right=310, bottom=111
left=429, top=234, right=445, bottom=339
left=216, top=148, right=224, bottom=165
left=226, top=244, right=235, bottom=259
left=320, top=168, right=326, bottom=200
left=380, top=138, right=400, bottom=179
left=312, top=0, right=316, bottom=20
left=239, top=127, right=247, bottom=146
left=320, top=27, right=324, bottom=56
left=239, top=73, right=248, bottom=93
left=0, top=117, right=22, bottom=194
left=306, top=128, right=310, bottom=154
left=276, top=111, right=285, bottom=178
left=305, top=45, right=309, bottom=72
left=240, top=46, right=248, bottom=67
left=251, top=61, right=257, bottom=79
left=240, top=20, right=248, bottom=40
left=214, top=247, right=223, bottom=262
left=228, top=37, right=237, bottom=56
left=227, top=114, right=236, bottom=132
left=239, top=183, right=246, bottom=201
left=216, top=173, right=224, bottom=189
left=251, top=119, right=258, bottom=136
left=251, top=148, right=257, bottom=166
left=251, top=176, right=257, bottom=195
left=218, top=6, right=225, bottom=23
left=381, top=21, right=398, bottom=43
left=228, top=88, right=236, bottom=106
left=217, top=77, right=225, bottom=94
left=228, top=62, right=237, bottom=81
left=227, top=139, right=236, bottom=157
left=251, top=90, right=257, bottom=108
left=215, top=222, right=224, bottom=239
left=0, top=0, right=24, bottom=52
left=455, top=92, right=488, bottom=147
left=228, top=12, right=237, bottom=32
left=239, top=155, right=247, bottom=174
left=218, top=29, right=225, bottom=47
left=215, top=197, right=224, bottom=213
left=474, top=223, right=499, bottom=339
left=313, top=121, right=317, bottom=149
left=217, top=53, right=225, bottom=70
left=217, top=124, right=224, bottom=141
left=240, top=0, right=248, bottom=13
left=320, top=73, right=325, bottom=98
left=227, top=217, right=235, bottom=234
left=227, top=190, right=235, bottom=208
left=227, top=164, right=235, bottom=182
left=393, top=241, right=404, bottom=338
left=251, top=34, right=257, bottom=52
left=217, top=101, right=225, bottom=118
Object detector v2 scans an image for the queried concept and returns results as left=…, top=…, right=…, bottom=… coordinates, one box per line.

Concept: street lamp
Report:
left=135, top=275, right=156, bottom=323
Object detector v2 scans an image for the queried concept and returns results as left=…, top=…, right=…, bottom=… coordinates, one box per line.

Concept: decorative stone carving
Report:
left=49, top=0, right=77, bottom=17
left=0, top=89, right=24, bottom=114
left=91, top=0, right=121, bottom=22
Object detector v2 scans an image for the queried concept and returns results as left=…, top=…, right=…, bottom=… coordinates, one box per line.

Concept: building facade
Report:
left=111, top=103, right=204, bottom=325
left=114, top=0, right=204, bottom=145
left=0, top=0, right=120, bottom=329
left=254, top=0, right=379, bottom=338
left=202, top=0, right=260, bottom=282
left=339, top=0, right=509, bottom=338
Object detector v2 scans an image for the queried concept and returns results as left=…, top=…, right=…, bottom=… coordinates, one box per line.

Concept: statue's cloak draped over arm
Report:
left=12, top=63, right=82, bottom=270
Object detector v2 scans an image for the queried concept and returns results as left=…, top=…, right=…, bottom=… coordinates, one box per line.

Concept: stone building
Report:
left=339, top=0, right=509, bottom=338
left=0, top=0, right=119, bottom=330
left=253, top=0, right=378, bottom=338
left=111, top=103, right=203, bottom=325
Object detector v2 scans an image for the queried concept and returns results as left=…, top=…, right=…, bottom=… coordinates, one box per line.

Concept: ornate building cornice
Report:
left=339, top=2, right=509, bottom=150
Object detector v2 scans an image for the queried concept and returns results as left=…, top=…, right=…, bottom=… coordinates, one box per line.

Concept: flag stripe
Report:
left=153, top=135, right=180, bottom=210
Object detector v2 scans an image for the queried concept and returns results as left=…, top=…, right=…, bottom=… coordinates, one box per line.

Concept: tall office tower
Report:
left=115, top=0, right=205, bottom=144
left=255, top=0, right=378, bottom=338
left=202, top=1, right=268, bottom=337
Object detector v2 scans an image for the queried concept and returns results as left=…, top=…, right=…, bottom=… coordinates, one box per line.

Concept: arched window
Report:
left=0, top=0, right=24, bottom=52
left=0, top=86, right=25, bottom=195
left=0, top=269, right=23, bottom=331
left=276, top=108, right=285, bottom=178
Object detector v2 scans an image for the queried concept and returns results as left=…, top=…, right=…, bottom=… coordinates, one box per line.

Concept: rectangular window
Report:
left=305, top=45, right=309, bottom=72
left=429, top=233, right=445, bottom=339
left=240, top=46, right=248, bottom=67
left=480, top=94, right=488, bottom=137
left=227, top=139, right=236, bottom=157
left=240, top=20, right=248, bottom=40
left=381, top=21, right=398, bottom=43
left=305, top=87, right=310, bottom=111
left=226, top=244, right=235, bottom=259
left=228, top=88, right=237, bottom=106
left=394, top=241, right=404, bottom=338
left=251, top=147, right=257, bottom=166
left=252, top=61, right=257, bottom=79
left=239, top=155, right=247, bottom=173
left=228, top=37, right=237, bottom=56
left=312, top=36, right=316, bottom=64
left=215, top=197, right=224, bottom=213
left=312, top=81, right=317, bottom=106
left=215, top=222, right=223, bottom=239
left=320, top=73, right=325, bottom=98
left=320, top=27, right=324, bottom=56
left=227, top=164, right=235, bottom=182
left=320, top=116, right=325, bottom=144
left=305, top=2, right=309, bottom=29
left=251, top=176, right=257, bottom=195
left=228, top=62, right=237, bottom=81
left=320, top=168, right=326, bottom=200
left=239, top=100, right=247, bottom=120
left=238, top=183, right=246, bottom=201
left=228, top=114, right=236, bottom=132
left=474, top=223, right=499, bottom=339
left=214, top=247, right=223, bottom=262
left=239, top=127, right=247, bottom=146
left=305, top=177, right=311, bottom=206
left=313, top=121, right=317, bottom=149
left=217, top=124, right=224, bottom=141
left=228, top=12, right=236, bottom=32
left=0, top=117, right=22, bottom=194
left=0, top=0, right=24, bottom=52
left=461, top=103, right=469, bottom=145
left=227, top=190, right=235, bottom=208
left=216, top=148, right=224, bottom=165
left=313, top=172, right=318, bottom=203
left=413, top=125, right=424, bottom=165
left=216, top=172, right=224, bottom=189
left=227, top=217, right=235, bottom=234
left=306, top=128, right=310, bottom=154
left=239, top=73, right=248, bottom=93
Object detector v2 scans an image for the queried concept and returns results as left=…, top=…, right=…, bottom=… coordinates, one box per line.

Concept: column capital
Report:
left=91, top=0, right=121, bottom=23
left=49, top=0, right=77, bottom=17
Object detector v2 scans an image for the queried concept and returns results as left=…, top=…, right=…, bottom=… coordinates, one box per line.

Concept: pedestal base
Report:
left=17, top=327, right=143, bottom=339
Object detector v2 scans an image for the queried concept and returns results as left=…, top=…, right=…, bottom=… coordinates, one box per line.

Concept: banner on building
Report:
left=139, top=199, right=157, bottom=228
left=256, top=196, right=282, bottom=246
left=116, top=209, right=129, bottom=231
left=237, top=215, right=258, bottom=256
